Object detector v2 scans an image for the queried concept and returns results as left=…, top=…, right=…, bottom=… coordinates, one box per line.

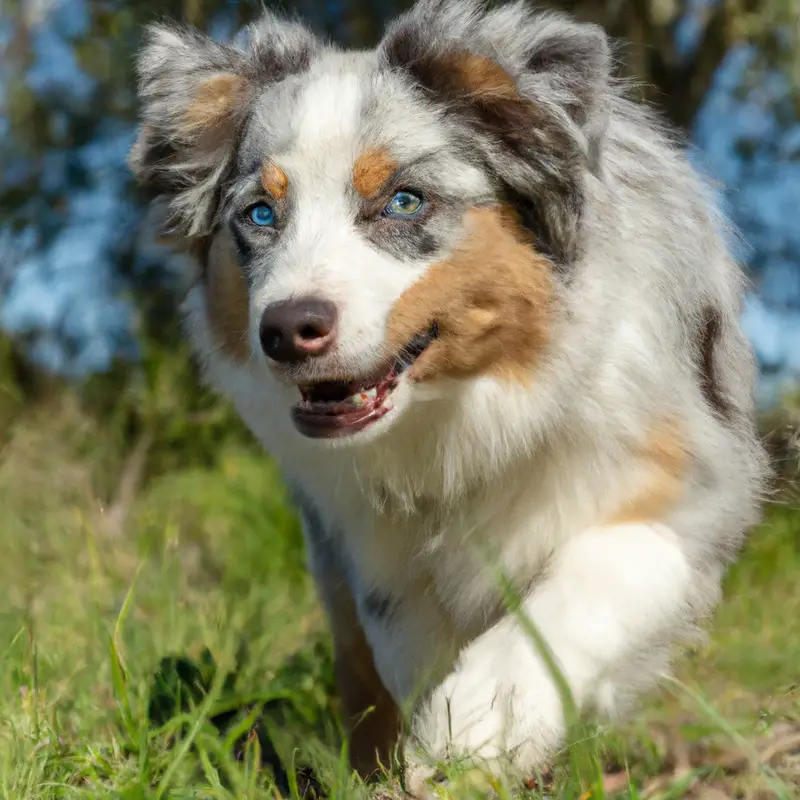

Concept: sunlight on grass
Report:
left=1, top=396, right=798, bottom=798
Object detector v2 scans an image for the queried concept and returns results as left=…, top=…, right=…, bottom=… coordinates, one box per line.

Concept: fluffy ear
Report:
left=130, top=13, right=319, bottom=238
left=379, top=0, right=612, bottom=265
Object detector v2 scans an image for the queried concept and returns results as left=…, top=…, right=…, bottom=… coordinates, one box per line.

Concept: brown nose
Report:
left=259, top=297, right=338, bottom=364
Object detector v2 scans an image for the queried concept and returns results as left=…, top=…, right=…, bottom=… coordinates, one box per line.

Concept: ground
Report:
left=1, top=389, right=798, bottom=799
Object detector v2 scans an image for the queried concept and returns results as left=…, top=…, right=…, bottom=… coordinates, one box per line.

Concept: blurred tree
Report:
left=0, top=0, right=798, bottom=407
left=545, top=0, right=800, bottom=130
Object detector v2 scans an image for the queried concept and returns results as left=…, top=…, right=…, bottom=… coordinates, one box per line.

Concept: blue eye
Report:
left=383, top=191, right=424, bottom=218
left=247, top=203, right=275, bottom=227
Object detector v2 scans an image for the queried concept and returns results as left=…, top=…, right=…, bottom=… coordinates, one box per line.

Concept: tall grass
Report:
left=0, top=389, right=797, bottom=798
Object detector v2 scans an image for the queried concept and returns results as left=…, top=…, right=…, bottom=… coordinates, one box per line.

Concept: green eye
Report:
left=383, top=191, right=424, bottom=218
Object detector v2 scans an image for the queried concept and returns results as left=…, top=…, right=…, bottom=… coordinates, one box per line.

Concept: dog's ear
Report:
left=379, top=0, right=612, bottom=265
left=130, top=12, right=319, bottom=237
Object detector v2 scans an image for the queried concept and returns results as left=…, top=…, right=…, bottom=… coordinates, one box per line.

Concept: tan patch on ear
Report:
left=439, top=51, right=519, bottom=99
left=261, top=161, right=289, bottom=200
left=204, top=230, right=251, bottom=363
left=183, top=73, right=248, bottom=135
left=385, top=206, right=553, bottom=384
left=352, top=148, right=397, bottom=199
left=609, top=421, right=689, bottom=525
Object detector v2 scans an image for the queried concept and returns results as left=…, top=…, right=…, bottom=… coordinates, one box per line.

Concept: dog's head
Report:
left=131, top=0, right=611, bottom=447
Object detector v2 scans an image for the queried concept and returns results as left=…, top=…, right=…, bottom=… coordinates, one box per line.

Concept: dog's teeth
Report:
left=348, top=390, right=375, bottom=407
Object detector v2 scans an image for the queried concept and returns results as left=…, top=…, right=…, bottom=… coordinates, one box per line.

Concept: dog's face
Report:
left=132, top=0, right=611, bottom=447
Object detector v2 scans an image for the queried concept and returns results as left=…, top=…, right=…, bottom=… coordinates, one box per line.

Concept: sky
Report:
left=691, top=44, right=800, bottom=403
left=0, top=0, right=798, bottom=405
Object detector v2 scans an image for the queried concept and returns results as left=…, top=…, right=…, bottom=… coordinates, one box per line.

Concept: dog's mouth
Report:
left=291, top=323, right=438, bottom=439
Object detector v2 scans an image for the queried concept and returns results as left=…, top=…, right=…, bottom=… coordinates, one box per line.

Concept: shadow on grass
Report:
left=146, top=638, right=336, bottom=797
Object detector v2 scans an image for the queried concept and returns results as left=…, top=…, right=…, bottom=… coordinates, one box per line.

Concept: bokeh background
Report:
left=1, top=1, right=799, bottom=798
left=2, top=0, right=800, bottom=400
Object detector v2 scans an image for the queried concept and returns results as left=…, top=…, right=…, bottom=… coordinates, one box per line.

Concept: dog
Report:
left=130, top=0, right=769, bottom=791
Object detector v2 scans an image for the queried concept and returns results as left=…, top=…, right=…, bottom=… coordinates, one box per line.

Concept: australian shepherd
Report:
left=131, top=0, right=768, bottom=792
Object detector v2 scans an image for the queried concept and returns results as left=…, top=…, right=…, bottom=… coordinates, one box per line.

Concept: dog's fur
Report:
left=131, top=0, right=769, bottom=790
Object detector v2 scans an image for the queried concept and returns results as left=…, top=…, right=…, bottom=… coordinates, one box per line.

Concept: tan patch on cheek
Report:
left=609, top=421, right=689, bottom=525
left=385, top=206, right=553, bottom=384
left=183, top=73, right=248, bottom=135
left=261, top=161, right=288, bottom=200
left=352, top=148, right=396, bottom=199
left=204, top=231, right=251, bottom=363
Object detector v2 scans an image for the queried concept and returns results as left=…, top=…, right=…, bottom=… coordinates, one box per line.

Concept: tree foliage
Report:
left=0, top=0, right=798, bottom=420
left=547, top=0, right=800, bottom=130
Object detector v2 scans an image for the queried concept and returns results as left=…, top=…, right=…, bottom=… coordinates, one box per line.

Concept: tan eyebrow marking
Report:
left=261, top=161, right=289, bottom=200
left=352, top=148, right=397, bottom=199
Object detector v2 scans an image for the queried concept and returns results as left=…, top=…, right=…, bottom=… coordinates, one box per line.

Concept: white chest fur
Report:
left=303, top=463, right=578, bottom=703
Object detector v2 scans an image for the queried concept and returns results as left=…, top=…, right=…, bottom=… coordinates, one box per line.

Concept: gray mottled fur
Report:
left=131, top=0, right=770, bottom=784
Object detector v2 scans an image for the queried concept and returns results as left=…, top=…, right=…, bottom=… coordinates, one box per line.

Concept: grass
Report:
left=0, top=392, right=798, bottom=799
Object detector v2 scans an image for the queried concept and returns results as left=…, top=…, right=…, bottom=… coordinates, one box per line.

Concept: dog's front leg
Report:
left=301, top=512, right=402, bottom=781
left=407, top=522, right=693, bottom=789
left=324, top=573, right=403, bottom=780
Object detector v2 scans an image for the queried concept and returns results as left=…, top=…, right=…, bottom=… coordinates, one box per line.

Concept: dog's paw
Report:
left=411, top=670, right=515, bottom=765
left=403, top=760, right=450, bottom=799
left=409, top=656, right=564, bottom=783
left=405, top=758, right=514, bottom=799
